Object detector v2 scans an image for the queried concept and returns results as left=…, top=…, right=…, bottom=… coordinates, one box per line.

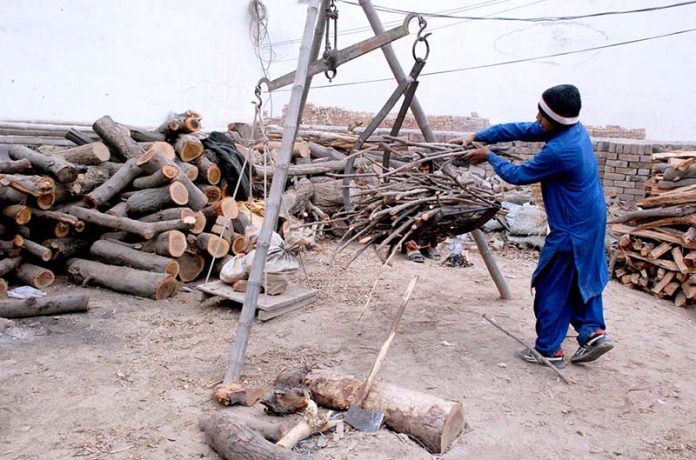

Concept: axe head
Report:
left=344, top=405, right=384, bottom=432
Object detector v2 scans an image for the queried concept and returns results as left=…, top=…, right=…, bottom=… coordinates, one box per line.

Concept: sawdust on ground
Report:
left=1, top=240, right=696, bottom=459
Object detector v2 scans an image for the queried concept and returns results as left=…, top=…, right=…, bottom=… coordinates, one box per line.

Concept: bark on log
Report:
left=43, top=237, right=90, bottom=260
left=210, top=411, right=291, bottom=443
left=0, top=235, right=24, bottom=258
left=106, top=202, right=128, bottom=217
left=174, top=158, right=199, bottom=181
left=55, top=142, right=110, bottom=165
left=0, top=159, right=33, bottom=174
left=65, top=128, right=93, bottom=146
left=125, top=182, right=189, bottom=216
left=139, top=207, right=194, bottom=223
left=90, top=240, right=179, bottom=277
left=8, top=145, right=78, bottom=183
left=196, top=156, right=221, bottom=185
left=2, top=204, right=31, bottom=225
left=203, top=197, right=239, bottom=221
left=130, top=128, right=166, bottom=143
left=30, top=209, right=84, bottom=231
left=67, top=258, right=178, bottom=300
left=280, top=178, right=313, bottom=220
left=199, top=414, right=303, bottom=460
left=197, top=233, right=230, bottom=258
left=0, top=256, right=22, bottom=277
left=0, top=294, right=89, bottom=318
left=304, top=369, right=465, bottom=454
left=84, top=156, right=142, bottom=208
left=199, top=185, right=222, bottom=204
left=175, top=134, right=204, bottom=162
left=15, top=263, right=54, bottom=289
left=23, top=239, right=52, bottom=262
left=311, top=178, right=351, bottom=209
left=66, top=206, right=160, bottom=239
left=137, top=141, right=176, bottom=160
left=260, top=386, right=309, bottom=415
left=255, top=160, right=347, bottom=178
left=0, top=185, right=28, bottom=204
left=132, top=165, right=179, bottom=189
left=213, top=382, right=265, bottom=407
left=146, top=217, right=196, bottom=235
left=308, top=141, right=346, bottom=160
left=67, top=165, right=113, bottom=196
left=137, top=148, right=207, bottom=210
left=140, top=230, right=187, bottom=258
left=92, top=115, right=144, bottom=161
left=0, top=174, right=54, bottom=198
left=175, top=251, right=205, bottom=282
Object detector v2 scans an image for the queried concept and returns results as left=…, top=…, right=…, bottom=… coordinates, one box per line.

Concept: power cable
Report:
left=277, top=27, right=696, bottom=91
left=337, top=0, right=696, bottom=22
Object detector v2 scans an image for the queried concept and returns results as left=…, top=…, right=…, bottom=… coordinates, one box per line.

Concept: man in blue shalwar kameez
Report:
left=463, top=84, right=613, bottom=369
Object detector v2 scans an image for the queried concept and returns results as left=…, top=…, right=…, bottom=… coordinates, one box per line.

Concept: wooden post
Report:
left=472, top=229, right=512, bottom=300
left=223, top=0, right=321, bottom=384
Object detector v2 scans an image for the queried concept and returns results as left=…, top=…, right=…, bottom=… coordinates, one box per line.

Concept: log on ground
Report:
left=90, top=240, right=179, bottom=277
left=15, top=263, right=54, bottom=289
left=0, top=293, right=89, bottom=318
left=67, top=258, right=178, bottom=300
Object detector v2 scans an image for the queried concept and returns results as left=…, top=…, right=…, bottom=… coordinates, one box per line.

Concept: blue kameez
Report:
left=475, top=121, right=608, bottom=354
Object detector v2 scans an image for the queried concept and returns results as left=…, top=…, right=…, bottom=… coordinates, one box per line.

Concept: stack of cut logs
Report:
left=610, top=150, right=696, bottom=308
left=0, top=111, right=253, bottom=300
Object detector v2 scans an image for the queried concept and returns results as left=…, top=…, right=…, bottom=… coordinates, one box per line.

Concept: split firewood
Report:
left=90, top=240, right=180, bottom=277
left=199, top=413, right=303, bottom=460
left=67, top=258, right=178, bottom=300
left=276, top=400, right=338, bottom=450
left=8, top=145, right=78, bottom=183
left=54, top=142, right=110, bottom=165
left=261, top=386, right=309, bottom=415
left=174, top=134, right=204, bottom=162
left=0, top=293, right=89, bottom=319
left=14, top=263, right=54, bottom=289
left=675, top=290, right=688, bottom=307
left=92, top=115, right=144, bottom=161
left=213, top=381, right=264, bottom=407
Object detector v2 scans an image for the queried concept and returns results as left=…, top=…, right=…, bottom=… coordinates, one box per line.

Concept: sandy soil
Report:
left=2, top=240, right=696, bottom=460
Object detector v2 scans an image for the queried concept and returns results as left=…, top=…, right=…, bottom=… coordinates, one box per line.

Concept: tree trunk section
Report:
left=137, top=148, right=207, bottom=210
left=175, top=134, right=204, bottom=162
left=23, top=239, right=52, bottom=262
left=125, top=182, right=189, bottom=216
left=84, top=156, right=142, bottom=208
left=0, top=256, right=22, bottom=277
left=175, top=251, right=205, bottom=282
left=304, top=369, right=465, bottom=454
left=0, top=174, right=54, bottom=197
left=280, top=178, right=313, bottom=220
left=67, top=258, right=178, bottom=300
left=199, top=414, right=303, bottom=460
left=196, top=156, right=221, bottom=185
left=140, top=230, right=187, bottom=258
left=92, top=115, right=143, bottom=161
left=0, top=293, right=89, bottom=318
left=90, top=240, right=179, bottom=277
left=174, top=158, right=199, bottom=181
left=0, top=185, right=28, bottom=204
left=197, top=232, right=230, bottom=258
left=15, top=263, right=55, bottom=289
left=43, top=237, right=90, bottom=260
left=65, top=128, right=93, bottom=146
left=56, top=142, right=110, bottom=165
left=8, top=145, right=78, bottom=183
left=139, top=207, right=193, bottom=223
left=106, top=201, right=128, bottom=217
left=2, top=204, right=31, bottom=225
left=199, top=185, right=222, bottom=204
left=132, top=165, right=179, bottom=189
left=0, top=159, right=33, bottom=174
left=66, top=206, right=161, bottom=239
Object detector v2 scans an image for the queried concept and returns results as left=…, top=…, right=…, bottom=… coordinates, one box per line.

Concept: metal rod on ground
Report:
left=472, top=229, right=512, bottom=300
left=361, top=0, right=511, bottom=300
left=483, top=314, right=572, bottom=385
left=223, top=0, right=322, bottom=384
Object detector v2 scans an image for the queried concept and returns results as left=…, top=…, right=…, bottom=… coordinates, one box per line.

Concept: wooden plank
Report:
left=197, top=280, right=317, bottom=313
left=257, top=297, right=315, bottom=321
left=671, top=247, right=689, bottom=274
left=652, top=271, right=675, bottom=294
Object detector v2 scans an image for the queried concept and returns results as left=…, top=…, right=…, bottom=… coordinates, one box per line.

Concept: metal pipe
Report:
left=223, top=0, right=322, bottom=383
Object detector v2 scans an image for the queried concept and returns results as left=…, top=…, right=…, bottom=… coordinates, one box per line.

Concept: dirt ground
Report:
left=2, top=240, right=696, bottom=460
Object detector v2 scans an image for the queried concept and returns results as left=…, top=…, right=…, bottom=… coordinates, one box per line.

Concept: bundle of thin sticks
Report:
left=329, top=141, right=500, bottom=265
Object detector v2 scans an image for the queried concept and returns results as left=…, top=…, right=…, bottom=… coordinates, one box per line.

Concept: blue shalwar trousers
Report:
left=533, top=248, right=606, bottom=356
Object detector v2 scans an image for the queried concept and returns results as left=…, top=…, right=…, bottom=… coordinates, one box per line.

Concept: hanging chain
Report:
left=411, top=15, right=431, bottom=63
left=323, top=0, right=339, bottom=81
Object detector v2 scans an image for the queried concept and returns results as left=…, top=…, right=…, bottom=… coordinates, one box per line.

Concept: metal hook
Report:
left=253, top=84, right=263, bottom=107
left=412, top=16, right=431, bottom=62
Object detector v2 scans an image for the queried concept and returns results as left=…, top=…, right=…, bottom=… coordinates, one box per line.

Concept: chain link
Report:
left=323, top=0, right=339, bottom=81
left=411, top=15, right=431, bottom=63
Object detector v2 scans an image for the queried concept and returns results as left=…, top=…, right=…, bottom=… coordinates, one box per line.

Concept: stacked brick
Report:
left=594, top=141, right=653, bottom=203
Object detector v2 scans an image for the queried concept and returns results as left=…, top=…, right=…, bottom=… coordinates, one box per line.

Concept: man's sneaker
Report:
left=516, top=348, right=567, bottom=369
left=571, top=331, right=613, bottom=364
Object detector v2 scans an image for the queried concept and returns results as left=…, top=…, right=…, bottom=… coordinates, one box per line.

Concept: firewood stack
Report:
left=0, top=112, right=254, bottom=300
left=610, top=150, right=696, bottom=308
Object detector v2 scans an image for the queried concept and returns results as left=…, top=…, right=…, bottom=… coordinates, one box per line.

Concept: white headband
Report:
left=539, top=97, right=579, bottom=125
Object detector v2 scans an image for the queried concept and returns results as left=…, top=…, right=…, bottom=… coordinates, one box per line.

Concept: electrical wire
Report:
left=276, top=27, right=696, bottom=91
left=337, top=0, right=696, bottom=22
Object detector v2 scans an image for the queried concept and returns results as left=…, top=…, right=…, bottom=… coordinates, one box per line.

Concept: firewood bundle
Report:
left=611, top=150, right=696, bottom=307
left=0, top=112, right=257, bottom=300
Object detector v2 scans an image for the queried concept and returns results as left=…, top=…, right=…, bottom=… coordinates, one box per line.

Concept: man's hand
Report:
left=448, top=133, right=476, bottom=147
left=464, top=147, right=490, bottom=165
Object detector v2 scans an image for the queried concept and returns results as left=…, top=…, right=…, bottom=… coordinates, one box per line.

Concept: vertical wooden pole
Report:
left=223, top=0, right=322, bottom=384
left=472, top=229, right=512, bottom=300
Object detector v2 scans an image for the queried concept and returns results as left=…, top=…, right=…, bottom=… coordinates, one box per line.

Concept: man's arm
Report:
left=475, top=121, right=550, bottom=144
left=487, top=145, right=569, bottom=186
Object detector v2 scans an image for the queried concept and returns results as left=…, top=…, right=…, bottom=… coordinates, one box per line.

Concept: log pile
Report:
left=610, top=150, right=696, bottom=308
left=0, top=112, right=250, bottom=300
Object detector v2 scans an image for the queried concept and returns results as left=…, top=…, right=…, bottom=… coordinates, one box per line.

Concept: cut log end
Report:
left=154, top=276, right=179, bottom=300
left=206, top=164, right=221, bottom=185
left=191, top=211, right=206, bottom=234
left=216, top=197, right=239, bottom=219
left=5, top=205, right=32, bottom=225
left=36, top=192, right=56, bottom=210
left=169, top=181, right=189, bottom=206
left=175, top=252, right=205, bottom=282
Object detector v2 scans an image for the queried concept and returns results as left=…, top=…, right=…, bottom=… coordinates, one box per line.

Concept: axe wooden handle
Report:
left=354, top=275, right=419, bottom=406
